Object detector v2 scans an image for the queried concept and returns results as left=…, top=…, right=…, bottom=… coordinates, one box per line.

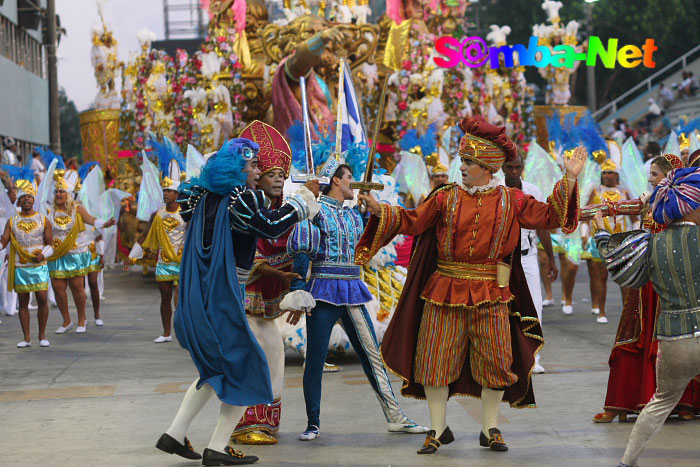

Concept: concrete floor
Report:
left=0, top=266, right=698, bottom=467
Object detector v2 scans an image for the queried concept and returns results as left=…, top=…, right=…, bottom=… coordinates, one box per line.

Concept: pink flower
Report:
left=399, top=84, right=407, bottom=92
left=398, top=101, right=408, bottom=111
left=456, top=92, right=463, bottom=99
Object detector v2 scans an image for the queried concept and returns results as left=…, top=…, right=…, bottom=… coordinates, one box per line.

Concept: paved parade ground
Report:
left=0, top=268, right=698, bottom=467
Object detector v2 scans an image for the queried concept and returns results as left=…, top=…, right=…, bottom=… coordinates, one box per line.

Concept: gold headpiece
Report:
left=592, top=150, right=607, bottom=165
left=600, top=158, right=617, bottom=172
left=15, top=179, right=37, bottom=198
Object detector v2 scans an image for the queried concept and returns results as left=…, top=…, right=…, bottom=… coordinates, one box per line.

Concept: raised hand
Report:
left=563, top=145, right=587, bottom=179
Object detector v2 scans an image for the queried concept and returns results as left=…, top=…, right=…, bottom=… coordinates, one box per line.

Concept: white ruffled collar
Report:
left=461, top=177, right=500, bottom=195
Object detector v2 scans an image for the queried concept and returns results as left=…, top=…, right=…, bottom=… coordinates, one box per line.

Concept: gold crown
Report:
left=15, top=179, right=36, bottom=197
left=600, top=158, right=617, bottom=172
left=432, top=161, right=449, bottom=175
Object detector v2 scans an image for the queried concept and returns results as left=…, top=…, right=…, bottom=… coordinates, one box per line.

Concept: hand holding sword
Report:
left=351, top=75, right=389, bottom=214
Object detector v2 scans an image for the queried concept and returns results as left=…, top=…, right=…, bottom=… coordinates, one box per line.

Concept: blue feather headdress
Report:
left=574, top=113, right=607, bottom=157
left=1, top=160, right=35, bottom=183
left=288, top=121, right=346, bottom=179
left=147, top=132, right=186, bottom=175
left=183, top=138, right=259, bottom=195
left=78, top=161, right=101, bottom=181
left=35, top=147, right=65, bottom=170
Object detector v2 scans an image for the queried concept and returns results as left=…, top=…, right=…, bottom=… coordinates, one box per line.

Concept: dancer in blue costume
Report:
left=156, top=137, right=320, bottom=466
left=282, top=156, right=428, bottom=441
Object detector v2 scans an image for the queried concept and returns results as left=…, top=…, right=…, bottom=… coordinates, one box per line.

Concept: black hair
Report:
left=321, top=164, right=352, bottom=195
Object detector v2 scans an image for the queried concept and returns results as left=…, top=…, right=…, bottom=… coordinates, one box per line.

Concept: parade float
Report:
left=78, top=0, right=604, bottom=262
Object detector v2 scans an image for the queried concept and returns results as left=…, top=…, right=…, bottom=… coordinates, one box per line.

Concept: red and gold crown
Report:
left=239, top=120, right=292, bottom=177
left=663, top=153, right=685, bottom=170
left=458, top=115, right=517, bottom=172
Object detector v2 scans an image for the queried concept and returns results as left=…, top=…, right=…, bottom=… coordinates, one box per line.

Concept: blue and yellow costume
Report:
left=7, top=181, right=51, bottom=293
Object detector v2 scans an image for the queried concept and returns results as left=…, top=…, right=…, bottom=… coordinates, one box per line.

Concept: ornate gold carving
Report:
left=79, top=109, right=120, bottom=168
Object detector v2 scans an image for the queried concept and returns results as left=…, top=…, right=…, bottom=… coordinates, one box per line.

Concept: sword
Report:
left=291, top=75, right=330, bottom=184
left=351, top=75, right=388, bottom=213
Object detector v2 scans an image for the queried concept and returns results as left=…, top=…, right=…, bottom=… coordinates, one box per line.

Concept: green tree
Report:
left=59, top=88, right=83, bottom=161
left=474, top=0, right=700, bottom=107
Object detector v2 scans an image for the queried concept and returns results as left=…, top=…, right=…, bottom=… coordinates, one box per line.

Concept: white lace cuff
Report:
left=288, top=186, right=320, bottom=220
left=279, top=290, right=316, bottom=312
left=95, top=240, right=105, bottom=255
left=93, top=218, right=106, bottom=229
left=41, top=246, right=54, bottom=258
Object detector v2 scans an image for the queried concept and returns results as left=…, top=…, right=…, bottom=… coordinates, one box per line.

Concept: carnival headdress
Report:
left=186, top=138, right=259, bottom=195
left=458, top=115, right=517, bottom=172
left=2, top=160, right=36, bottom=201
left=147, top=133, right=186, bottom=191
left=651, top=167, right=700, bottom=224
left=54, top=169, right=81, bottom=193
left=239, top=120, right=292, bottom=178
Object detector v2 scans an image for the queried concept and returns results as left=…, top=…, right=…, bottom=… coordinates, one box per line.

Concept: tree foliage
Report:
left=474, top=0, right=700, bottom=107
left=59, top=88, right=83, bottom=161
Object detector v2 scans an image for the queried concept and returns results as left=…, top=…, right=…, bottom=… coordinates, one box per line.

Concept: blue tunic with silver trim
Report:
left=288, top=195, right=373, bottom=306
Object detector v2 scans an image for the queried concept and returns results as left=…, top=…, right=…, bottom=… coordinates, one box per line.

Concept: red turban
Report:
left=458, top=115, right=517, bottom=172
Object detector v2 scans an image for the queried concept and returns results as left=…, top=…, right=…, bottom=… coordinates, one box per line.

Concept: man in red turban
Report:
left=356, top=115, right=586, bottom=455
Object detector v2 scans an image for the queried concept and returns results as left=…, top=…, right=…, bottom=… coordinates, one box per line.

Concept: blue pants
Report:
left=303, top=302, right=404, bottom=428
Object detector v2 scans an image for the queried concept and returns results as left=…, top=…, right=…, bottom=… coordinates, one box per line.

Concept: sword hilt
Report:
left=351, top=182, right=384, bottom=215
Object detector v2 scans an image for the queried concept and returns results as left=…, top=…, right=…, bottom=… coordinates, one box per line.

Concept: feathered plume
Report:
left=78, top=161, right=101, bottom=181
left=185, top=138, right=259, bottom=194
left=1, top=160, right=35, bottom=183
left=146, top=132, right=186, bottom=175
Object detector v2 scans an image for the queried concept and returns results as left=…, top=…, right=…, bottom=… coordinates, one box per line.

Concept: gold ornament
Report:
left=592, top=150, right=607, bottom=165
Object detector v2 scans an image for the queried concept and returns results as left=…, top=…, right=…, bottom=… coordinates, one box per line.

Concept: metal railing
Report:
left=592, top=43, right=700, bottom=121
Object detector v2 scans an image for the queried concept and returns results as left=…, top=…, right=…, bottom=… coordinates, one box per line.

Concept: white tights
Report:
left=166, top=379, right=246, bottom=452
left=423, top=385, right=505, bottom=437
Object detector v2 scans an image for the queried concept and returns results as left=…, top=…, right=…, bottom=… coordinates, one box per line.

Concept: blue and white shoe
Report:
left=387, top=417, right=430, bottom=433
left=299, top=425, right=320, bottom=440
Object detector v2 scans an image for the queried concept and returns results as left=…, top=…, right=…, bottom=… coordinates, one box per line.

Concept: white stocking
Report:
left=207, top=404, right=246, bottom=452
left=481, top=387, right=504, bottom=435
left=424, top=385, right=449, bottom=437
left=166, top=379, right=215, bottom=443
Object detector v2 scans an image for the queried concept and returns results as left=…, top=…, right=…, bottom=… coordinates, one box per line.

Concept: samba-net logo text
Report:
left=433, top=36, right=658, bottom=69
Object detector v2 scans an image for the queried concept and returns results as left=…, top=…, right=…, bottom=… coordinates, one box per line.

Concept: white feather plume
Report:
left=136, top=28, right=156, bottom=49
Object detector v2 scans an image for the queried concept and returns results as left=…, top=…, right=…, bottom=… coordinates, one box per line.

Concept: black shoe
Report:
left=156, top=433, right=202, bottom=460
left=438, top=426, right=454, bottom=445
left=479, top=428, right=508, bottom=451
left=417, top=427, right=453, bottom=454
left=202, top=447, right=259, bottom=465
left=417, top=430, right=441, bottom=454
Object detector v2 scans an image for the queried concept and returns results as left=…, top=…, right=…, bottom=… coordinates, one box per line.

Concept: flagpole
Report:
left=335, top=58, right=345, bottom=159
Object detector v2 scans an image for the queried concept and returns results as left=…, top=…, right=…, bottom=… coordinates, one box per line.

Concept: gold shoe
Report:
left=232, top=431, right=278, bottom=445
left=323, top=362, right=340, bottom=373
left=593, top=410, right=627, bottom=423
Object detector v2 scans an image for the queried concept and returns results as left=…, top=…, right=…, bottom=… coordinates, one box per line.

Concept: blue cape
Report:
left=175, top=193, right=273, bottom=405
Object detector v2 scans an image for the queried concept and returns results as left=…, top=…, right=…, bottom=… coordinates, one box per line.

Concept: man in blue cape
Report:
left=155, top=136, right=319, bottom=466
